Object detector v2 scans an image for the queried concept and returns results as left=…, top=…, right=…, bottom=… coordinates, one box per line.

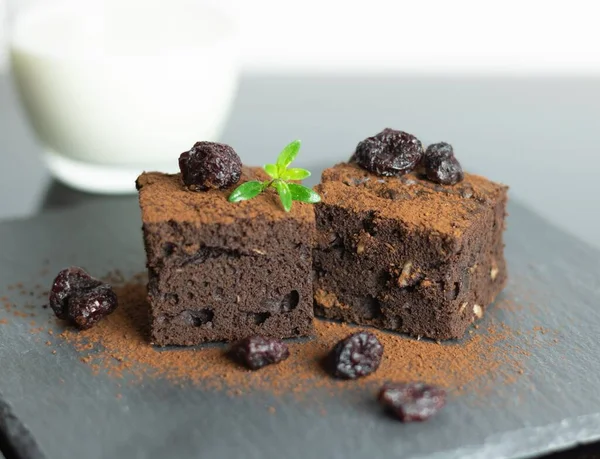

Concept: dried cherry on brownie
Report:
left=420, top=142, right=464, bottom=185
left=351, top=129, right=423, bottom=177
left=179, top=141, right=242, bottom=191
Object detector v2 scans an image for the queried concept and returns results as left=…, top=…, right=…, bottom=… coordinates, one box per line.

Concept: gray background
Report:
left=1, top=73, right=600, bottom=249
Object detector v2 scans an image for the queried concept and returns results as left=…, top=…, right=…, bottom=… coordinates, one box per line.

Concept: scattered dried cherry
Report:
left=328, top=330, right=383, bottom=379
left=49, top=267, right=118, bottom=329
left=179, top=141, right=242, bottom=191
left=50, top=267, right=100, bottom=319
left=420, top=142, right=464, bottom=185
left=378, top=382, right=446, bottom=422
left=230, top=336, right=290, bottom=370
left=67, top=286, right=118, bottom=330
left=351, top=129, right=423, bottom=177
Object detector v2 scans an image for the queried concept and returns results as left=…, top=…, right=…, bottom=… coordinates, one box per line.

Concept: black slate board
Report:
left=1, top=191, right=600, bottom=459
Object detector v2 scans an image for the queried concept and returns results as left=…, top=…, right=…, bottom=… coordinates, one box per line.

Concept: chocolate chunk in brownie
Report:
left=313, top=162, right=508, bottom=340
left=136, top=168, right=315, bottom=346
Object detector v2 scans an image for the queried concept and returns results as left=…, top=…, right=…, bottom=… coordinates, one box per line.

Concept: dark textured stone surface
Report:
left=1, top=178, right=600, bottom=459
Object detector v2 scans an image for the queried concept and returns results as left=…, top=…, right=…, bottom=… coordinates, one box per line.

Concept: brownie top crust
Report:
left=317, top=162, right=507, bottom=237
left=137, top=167, right=315, bottom=225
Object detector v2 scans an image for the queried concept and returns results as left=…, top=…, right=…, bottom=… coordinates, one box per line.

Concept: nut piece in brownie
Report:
left=136, top=167, right=315, bottom=346
left=313, top=162, right=508, bottom=340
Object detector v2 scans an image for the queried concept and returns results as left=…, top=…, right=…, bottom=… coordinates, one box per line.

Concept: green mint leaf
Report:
left=228, top=181, right=264, bottom=203
left=273, top=180, right=292, bottom=212
left=276, top=140, right=301, bottom=171
left=288, top=183, right=321, bottom=203
left=280, top=168, right=311, bottom=181
left=228, top=140, right=319, bottom=212
left=264, top=164, right=279, bottom=179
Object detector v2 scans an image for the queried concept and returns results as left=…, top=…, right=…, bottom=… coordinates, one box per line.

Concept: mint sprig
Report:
left=228, top=140, right=321, bottom=212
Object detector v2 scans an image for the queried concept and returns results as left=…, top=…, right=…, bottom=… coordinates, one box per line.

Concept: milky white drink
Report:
left=10, top=0, right=239, bottom=193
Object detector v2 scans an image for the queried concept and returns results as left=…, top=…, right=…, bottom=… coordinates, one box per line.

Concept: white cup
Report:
left=10, top=0, right=240, bottom=193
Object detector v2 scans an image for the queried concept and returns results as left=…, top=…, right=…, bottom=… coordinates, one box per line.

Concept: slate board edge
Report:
left=0, top=393, right=45, bottom=459
left=415, top=413, right=600, bottom=459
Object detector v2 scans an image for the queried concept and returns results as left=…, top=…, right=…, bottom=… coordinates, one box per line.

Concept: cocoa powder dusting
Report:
left=57, top=280, right=542, bottom=399
left=318, top=163, right=507, bottom=237
left=137, top=169, right=314, bottom=227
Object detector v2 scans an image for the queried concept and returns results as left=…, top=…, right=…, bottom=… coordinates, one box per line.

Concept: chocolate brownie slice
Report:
left=313, top=162, right=508, bottom=340
left=136, top=168, right=315, bottom=346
